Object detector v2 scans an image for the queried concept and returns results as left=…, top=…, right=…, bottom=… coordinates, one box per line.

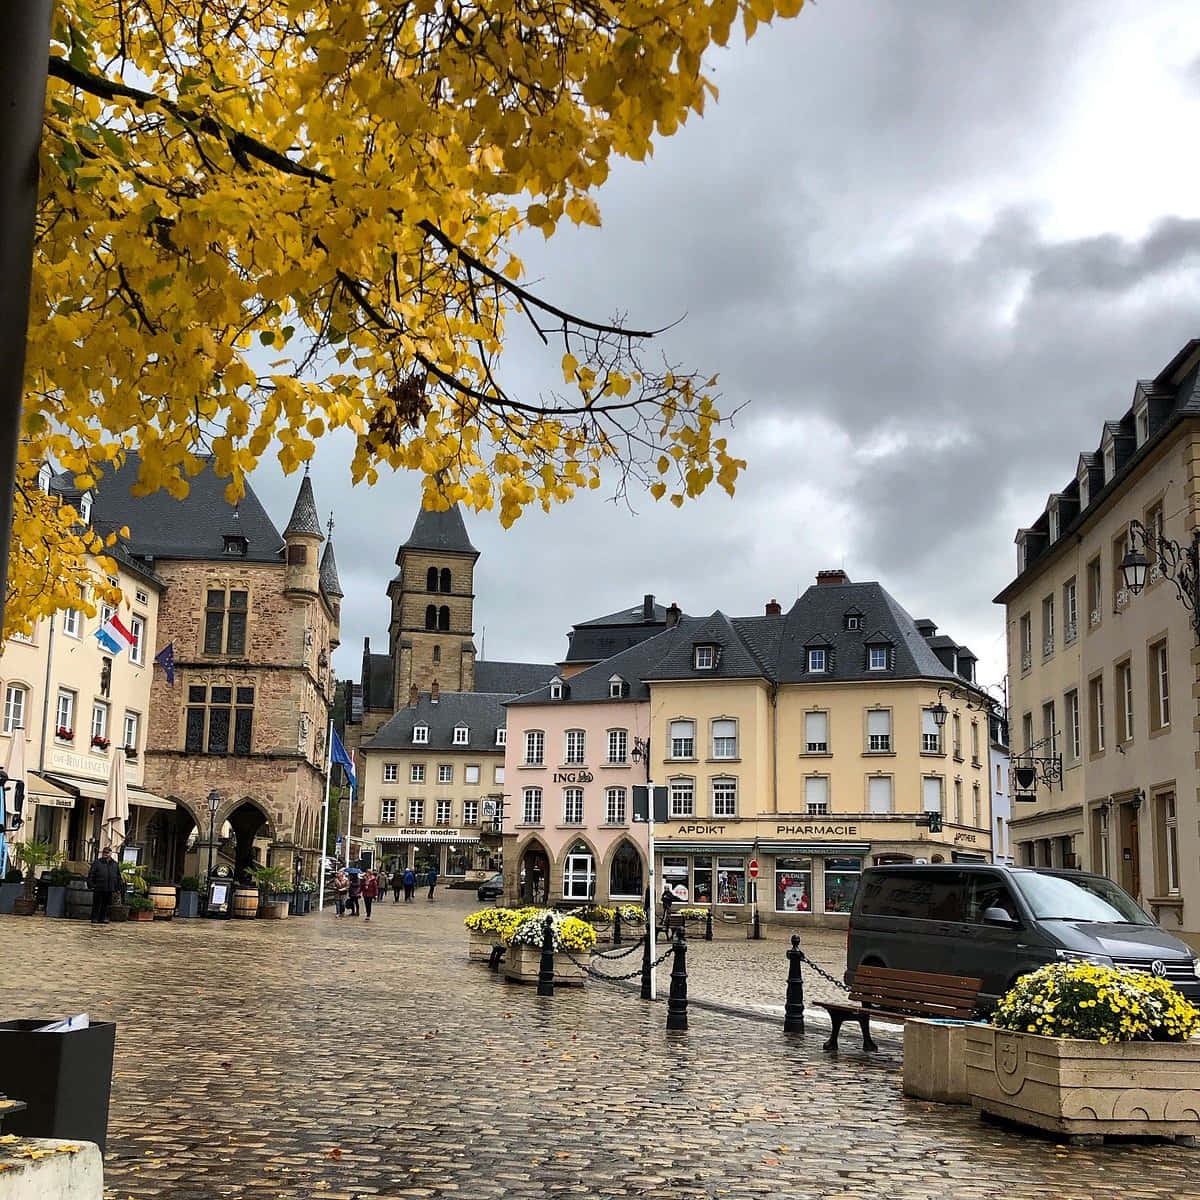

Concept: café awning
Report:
left=40, top=772, right=177, bottom=812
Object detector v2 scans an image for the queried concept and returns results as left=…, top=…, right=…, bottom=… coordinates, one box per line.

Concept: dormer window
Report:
left=549, top=677, right=566, bottom=700
left=1135, top=403, right=1149, bottom=447
left=868, top=646, right=888, bottom=671
left=453, top=723, right=469, bottom=745
left=38, top=465, right=51, bottom=494
left=808, top=648, right=827, bottom=673
left=1102, top=438, right=1116, bottom=482
left=843, top=607, right=863, bottom=632
left=846, top=616, right=860, bottom=631
left=608, top=675, right=627, bottom=699
left=1078, top=471, right=1090, bottom=508
left=78, top=492, right=93, bottom=523
left=693, top=645, right=716, bottom=670
left=1048, top=503, right=1059, bottom=542
left=495, top=727, right=507, bottom=746
left=413, top=723, right=429, bottom=744
left=224, top=534, right=248, bottom=556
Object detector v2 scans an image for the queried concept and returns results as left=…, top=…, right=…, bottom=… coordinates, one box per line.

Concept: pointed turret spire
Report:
left=284, top=474, right=324, bottom=539
left=397, top=502, right=478, bottom=563
left=320, top=513, right=344, bottom=597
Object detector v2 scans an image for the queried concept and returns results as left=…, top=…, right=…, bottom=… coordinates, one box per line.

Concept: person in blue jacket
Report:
left=426, top=863, right=438, bottom=901
left=402, top=866, right=416, bottom=902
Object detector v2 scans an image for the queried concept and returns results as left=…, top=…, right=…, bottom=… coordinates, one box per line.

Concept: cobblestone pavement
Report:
left=0, top=891, right=1196, bottom=1200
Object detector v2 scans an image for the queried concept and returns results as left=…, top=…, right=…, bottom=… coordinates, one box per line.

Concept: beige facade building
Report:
left=996, top=337, right=1200, bottom=950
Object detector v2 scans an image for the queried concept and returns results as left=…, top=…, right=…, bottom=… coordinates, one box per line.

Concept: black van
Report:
left=847, top=864, right=1200, bottom=1010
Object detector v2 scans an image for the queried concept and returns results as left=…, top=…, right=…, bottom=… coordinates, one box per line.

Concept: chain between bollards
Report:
left=783, top=933, right=805, bottom=1034
left=666, top=926, right=688, bottom=1031
left=537, top=914, right=555, bottom=996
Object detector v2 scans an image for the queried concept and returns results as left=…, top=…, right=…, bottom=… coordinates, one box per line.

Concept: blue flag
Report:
left=330, top=727, right=356, bottom=791
left=153, top=642, right=175, bottom=685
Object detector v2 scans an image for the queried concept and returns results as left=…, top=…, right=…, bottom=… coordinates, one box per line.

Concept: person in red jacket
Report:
left=362, top=869, right=380, bottom=921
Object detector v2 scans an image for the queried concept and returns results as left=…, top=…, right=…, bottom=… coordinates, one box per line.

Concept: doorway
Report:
left=519, top=843, right=550, bottom=904
left=1119, top=801, right=1141, bottom=898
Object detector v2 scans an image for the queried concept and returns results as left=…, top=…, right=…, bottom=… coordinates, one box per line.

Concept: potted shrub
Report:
left=176, top=875, right=201, bottom=918
left=127, top=894, right=156, bottom=922
left=11, top=840, right=63, bottom=916
left=0, top=866, right=25, bottom=914
left=464, top=907, right=515, bottom=960
left=116, top=861, right=147, bottom=923
left=248, top=865, right=291, bottom=919
left=45, top=865, right=73, bottom=918
left=502, top=908, right=595, bottom=986
left=294, top=878, right=316, bottom=914
left=965, top=961, right=1200, bottom=1143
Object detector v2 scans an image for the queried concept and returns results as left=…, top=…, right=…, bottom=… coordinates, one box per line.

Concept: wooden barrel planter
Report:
left=149, top=884, right=177, bottom=919
left=66, top=881, right=92, bottom=920
left=232, top=887, right=259, bottom=919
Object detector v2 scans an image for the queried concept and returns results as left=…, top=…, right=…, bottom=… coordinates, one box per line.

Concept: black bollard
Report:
left=640, top=926, right=652, bottom=1000
left=783, top=933, right=805, bottom=1035
left=613, top=906, right=623, bottom=947
left=704, top=908, right=713, bottom=941
left=666, top=926, right=688, bottom=1031
left=537, top=914, right=555, bottom=996
left=752, top=909, right=761, bottom=940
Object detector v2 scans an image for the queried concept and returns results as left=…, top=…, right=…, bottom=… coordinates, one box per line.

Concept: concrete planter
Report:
left=176, top=890, right=200, bottom=918
left=468, top=931, right=495, bottom=961
left=903, top=1019, right=970, bottom=1105
left=0, top=882, right=22, bottom=914
left=503, top=943, right=587, bottom=986
left=964, top=1023, right=1200, bottom=1142
left=45, top=886, right=67, bottom=918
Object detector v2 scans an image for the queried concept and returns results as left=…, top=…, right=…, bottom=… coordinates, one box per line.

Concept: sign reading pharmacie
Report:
left=671, top=821, right=867, bottom=839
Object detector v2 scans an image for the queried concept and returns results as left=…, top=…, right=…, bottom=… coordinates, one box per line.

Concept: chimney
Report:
left=408, top=684, right=419, bottom=707
left=765, top=598, right=782, bottom=615
left=642, top=593, right=655, bottom=621
left=665, top=602, right=681, bottom=629
left=431, top=679, right=440, bottom=704
left=816, top=569, right=849, bottom=587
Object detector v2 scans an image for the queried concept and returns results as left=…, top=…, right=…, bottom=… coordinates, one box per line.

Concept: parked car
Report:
left=847, top=864, right=1200, bottom=1011
left=477, top=873, right=504, bottom=901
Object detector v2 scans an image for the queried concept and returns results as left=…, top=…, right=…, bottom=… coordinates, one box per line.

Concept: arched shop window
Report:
left=563, top=841, right=595, bottom=900
left=609, top=842, right=643, bottom=899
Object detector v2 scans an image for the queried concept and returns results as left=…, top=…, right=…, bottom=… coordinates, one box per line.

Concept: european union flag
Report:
left=153, top=642, right=175, bottom=685
left=330, top=727, right=356, bottom=792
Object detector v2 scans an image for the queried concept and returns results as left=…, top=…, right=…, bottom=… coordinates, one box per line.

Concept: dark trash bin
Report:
left=0, top=1019, right=116, bottom=1151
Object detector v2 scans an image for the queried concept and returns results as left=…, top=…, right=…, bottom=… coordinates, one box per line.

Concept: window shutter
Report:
left=922, top=777, right=943, bottom=812
left=921, top=709, right=938, bottom=736
left=804, top=776, right=829, bottom=806
left=867, top=710, right=890, bottom=736
left=868, top=777, right=893, bottom=813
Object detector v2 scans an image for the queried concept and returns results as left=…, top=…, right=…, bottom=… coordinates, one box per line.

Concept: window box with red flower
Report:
left=54, top=726, right=73, bottom=741
left=90, top=735, right=110, bottom=750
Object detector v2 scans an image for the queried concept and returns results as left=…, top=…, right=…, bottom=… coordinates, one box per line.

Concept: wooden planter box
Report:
left=503, top=943, right=587, bottom=986
left=964, top=1023, right=1200, bottom=1142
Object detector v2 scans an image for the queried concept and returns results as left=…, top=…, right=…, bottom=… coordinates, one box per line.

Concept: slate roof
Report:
left=474, top=660, right=557, bottom=695
left=575, top=597, right=674, bottom=627
left=563, top=595, right=686, bottom=664
left=88, top=452, right=285, bottom=564
left=364, top=652, right=394, bottom=711
left=283, top=474, right=324, bottom=539
left=399, top=504, right=478, bottom=559
left=363, top=691, right=510, bottom=753
left=319, top=540, right=343, bottom=598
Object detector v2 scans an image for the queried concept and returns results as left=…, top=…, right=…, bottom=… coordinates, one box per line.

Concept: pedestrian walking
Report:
left=426, top=863, right=438, bottom=901
left=392, top=868, right=403, bottom=903
left=347, top=869, right=363, bottom=916
left=87, top=846, right=123, bottom=924
left=363, top=869, right=379, bottom=921
left=660, top=883, right=676, bottom=937
left=333, top=869, right=349, bottom=917
left=403, top=866, right=416, bottom=902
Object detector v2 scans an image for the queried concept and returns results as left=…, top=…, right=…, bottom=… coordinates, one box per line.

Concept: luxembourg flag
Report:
left=95, top=614, right=135, bottom=655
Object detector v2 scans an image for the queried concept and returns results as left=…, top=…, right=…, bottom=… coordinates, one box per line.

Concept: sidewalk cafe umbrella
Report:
left=1, top=732, right=29, bottom=879
left=100, top=750, right=129, bottom=852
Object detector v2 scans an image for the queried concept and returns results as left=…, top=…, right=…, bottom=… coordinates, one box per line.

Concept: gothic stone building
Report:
left=94, top=455, right=342, bottom=880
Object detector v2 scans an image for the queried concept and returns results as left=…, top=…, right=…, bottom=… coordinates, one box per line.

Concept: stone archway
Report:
left=517, top=837, right=551, bottom=905
left=226, top=799, right=274, bottom=882
left=604, top=838, right=645, bottom=904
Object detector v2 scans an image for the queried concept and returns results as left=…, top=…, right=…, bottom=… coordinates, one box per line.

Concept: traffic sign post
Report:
left=749, top=860, right=759, bottom=879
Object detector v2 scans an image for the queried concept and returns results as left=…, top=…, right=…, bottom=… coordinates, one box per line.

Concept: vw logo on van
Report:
left=1150, top=960, right=1167, bottom=977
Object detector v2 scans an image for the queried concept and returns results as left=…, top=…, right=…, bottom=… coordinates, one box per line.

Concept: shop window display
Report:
left=716, top=857, right=745, bottom=904
left=775, top=857, right=812, bottom=912
left=823, top=857, right=862, bottom=913
left=693, top=856, right=712, bottom=902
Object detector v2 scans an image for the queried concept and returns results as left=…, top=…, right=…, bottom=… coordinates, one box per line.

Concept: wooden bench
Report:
left=816, top=965, right=983, bottom=1053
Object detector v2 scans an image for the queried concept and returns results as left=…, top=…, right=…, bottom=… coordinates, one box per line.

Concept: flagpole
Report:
left=318, top=720, right=333, bottom=913
left=344, top=766, right=353, bottom=868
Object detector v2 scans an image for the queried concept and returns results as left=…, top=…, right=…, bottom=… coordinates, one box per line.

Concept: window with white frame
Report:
left=1116, top=660, right=1133, bottom=744
left=3, top=686, right=27, bottom=736
left=1048, top=504, right=1059, bottom=542
left=381, top=799, right=397, bottom=823
left=465, top=764, right=480, bottom=785
left=55, top=689, right=75, bottom=736
left=1162, top=793, right=1179, bottom=894
left=1042, top=594, right=1055, bottom=656
left=549, top=678, right=565, bottom=700
left=123, top=710, right=139, bottom=751
left=804, top=775, right=829, bottom=815
left=694, top=645, right=715, bottom=670
left=972, top=782, right=981, bottom=827
left=953, top=777, right=963, bottom=822
left=921, top=709, right=942, bottom=753
left=522, top=787, right=543, bottom=824
left=135, top=588, right=148, bottom=605
left=410, top=763, right=425, bottom=783
left=463, top=800, right=479, bottom=825
left=807, top=647, right=827, bottom=673
left=1019, top=612, right=1032, bottom=669
left=453, top=724, right=469, bottom=745
left=608, top=675, right=625, bottom=699
left=563, top=843, right=595, bottom=900
left=605, top=787, right=626, bottom=824
left=1150, top=639, right=1170, bottom=731
left=384, top=763, right=399, bottom=783
left=1066, top=689, right=1080, bottom=760
left=408, top=798, right=425, bottom=825
left=524, top=730, right=544, bottom=765
left=1063, top=578, right=1078, bottom=643
left=607, top=728, right=628, bottom=764
left=129, top=613, right=146, bottom=664
left=866, top=709, right=891, bottom=752
left=867, top=646, right=888, bottom=671
left=563, top=787, right=584, bottom=824
left=711, top=777, right=737, bottom=817
left=712, top=718, right=737, bottom=759
left=867, top=775, right=893, bottom=813
left=669, top=778, right=695, bottom=818
left=669, top=719, right=695, bottom=759
left=413, top=723, right=429, bottom=744
left=37, top=465, right=51, bottom=493
left=438, top=764, right=453, bottom=785
left=494, top=765, right=505, bottom=784
left=90, top=699, right=108, bottom=743
left=804, top=710, right=829, bottom=753
left=564, top=729, right=586, bottom=765
left=1103, top=441, right=1115, bottom=481
left=922, top=775, right=943, bottom=814
left=62, top=606, right=81, bottom=638
left=495, top=727, right=507, bottom=746
left=436, top=799, right=452, bottom=824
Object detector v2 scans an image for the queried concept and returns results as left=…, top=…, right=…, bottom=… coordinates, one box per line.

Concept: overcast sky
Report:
left=249, top=0, right=1200, bottom=693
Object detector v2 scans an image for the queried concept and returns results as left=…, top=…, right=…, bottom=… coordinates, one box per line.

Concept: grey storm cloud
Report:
left=242, top=0, right=1200, bottom=691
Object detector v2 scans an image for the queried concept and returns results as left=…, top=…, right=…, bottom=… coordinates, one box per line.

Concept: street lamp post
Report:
left=1120, top=519, right=1200, bottom=640
left=206, top=789, right=220, bottom=883
left=631, top=737, right=657, bottom=1001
